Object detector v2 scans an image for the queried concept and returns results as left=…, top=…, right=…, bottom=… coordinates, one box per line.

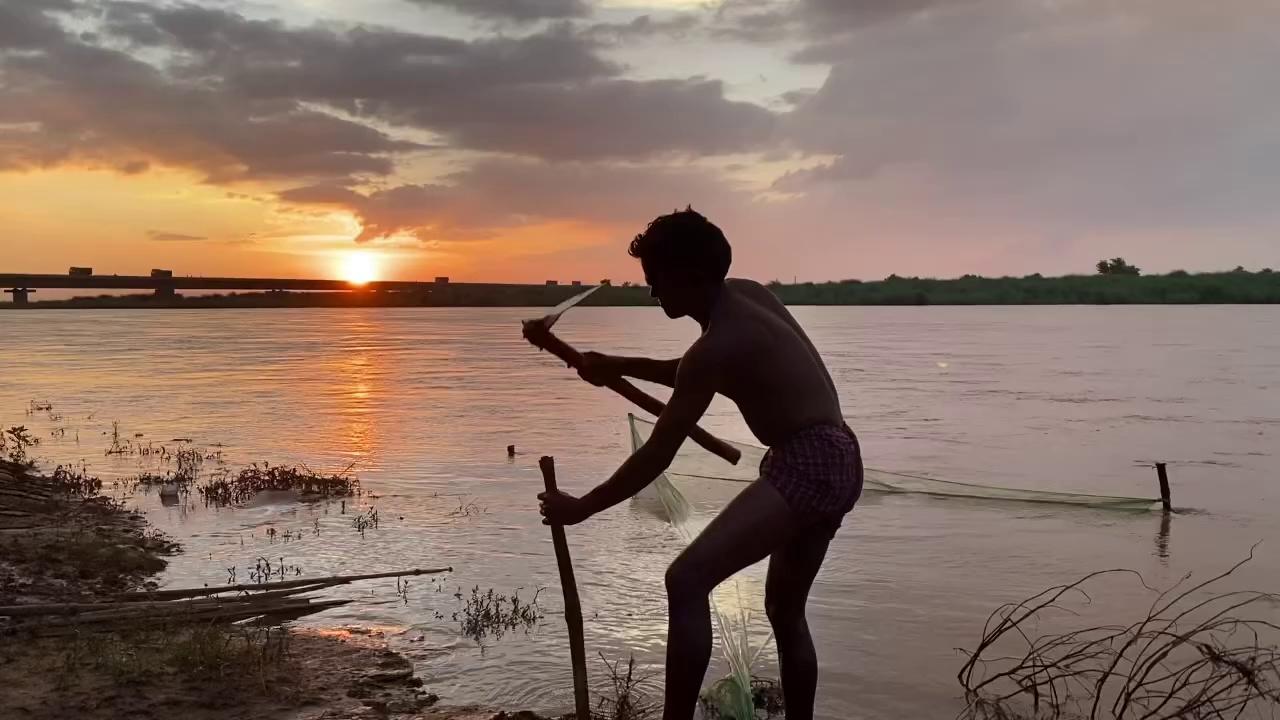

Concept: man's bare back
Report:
left=692, top=278, right=843, bottom=447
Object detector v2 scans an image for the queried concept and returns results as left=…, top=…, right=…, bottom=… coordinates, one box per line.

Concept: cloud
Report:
left=372, top=77, right=776, bottom=160
left=710, top=0, right=800, bottom=43
left=709, top=0, right=982, bottom=47
left=403, top=0, right=591, bottom=22
left=147, top=230, right=208, bottom=242
left=582, top=13, right=702, bottom=43
left=95, top=4, right=775, bottom=161
left=1, top=4, right=422, bottom=183
left=773, top=0, right=1280, bottom=240
left=280, top=158, right=753, bottom=244
left=795, top=0, right=971, bottom=33
left=102, top=5, right=619, bottom=91
left=0, top=0, right=75, bottom=50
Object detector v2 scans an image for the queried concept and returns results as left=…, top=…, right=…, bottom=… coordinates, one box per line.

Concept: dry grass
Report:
left=53, top=621, right=291, bottom=687
left=957, top=548, right=1280, bottom=719
left=592, top=653, right=659, bottom=720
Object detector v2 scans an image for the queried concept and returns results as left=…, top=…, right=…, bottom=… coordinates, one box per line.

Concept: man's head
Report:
left=629, top=207, right=731, bottom=319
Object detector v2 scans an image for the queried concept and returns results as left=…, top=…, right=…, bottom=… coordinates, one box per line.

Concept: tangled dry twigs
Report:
left=957, top=546, right=1280, bottom=719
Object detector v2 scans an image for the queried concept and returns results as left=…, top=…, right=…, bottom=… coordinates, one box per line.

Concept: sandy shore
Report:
left=0, top=460, right=557, bottom=720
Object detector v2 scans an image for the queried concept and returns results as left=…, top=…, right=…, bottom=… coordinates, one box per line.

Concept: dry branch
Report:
left=957, top=549, right=1280, bottom=720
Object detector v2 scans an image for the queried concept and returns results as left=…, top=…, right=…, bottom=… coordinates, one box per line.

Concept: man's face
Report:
left=643, top=262, right=690, bottom=319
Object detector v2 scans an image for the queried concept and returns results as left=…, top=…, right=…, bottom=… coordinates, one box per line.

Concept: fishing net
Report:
left=627, top=413, right=1158, bottom=718
left=630, top=414, right=1159, bottom=512
left=629, top=417, right=766, bottom=719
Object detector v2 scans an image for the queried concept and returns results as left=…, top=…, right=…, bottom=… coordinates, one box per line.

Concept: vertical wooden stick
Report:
left=1155, top=462, right=1172, bottom=512
left=540, top=456, right=591, bottom=719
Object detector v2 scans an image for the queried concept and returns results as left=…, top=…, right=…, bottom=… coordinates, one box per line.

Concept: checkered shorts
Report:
left=760, top=422, right=863, bottom=537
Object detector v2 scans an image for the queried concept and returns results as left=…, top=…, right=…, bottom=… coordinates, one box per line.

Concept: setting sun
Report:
left=339, top=251, right=379, bottom=285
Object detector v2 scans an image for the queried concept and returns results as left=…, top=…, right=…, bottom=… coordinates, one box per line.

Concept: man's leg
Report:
left=662, top=480, right=798, bottom=720
left=764, top=526, right=832, bottom=720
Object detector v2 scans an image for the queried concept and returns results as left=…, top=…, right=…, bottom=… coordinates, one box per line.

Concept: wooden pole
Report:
left=1155, top=462, right=1172, bottom=512
left=523, top=320, right=741, bottom=465
left=540, top=456, right=591, bottom=720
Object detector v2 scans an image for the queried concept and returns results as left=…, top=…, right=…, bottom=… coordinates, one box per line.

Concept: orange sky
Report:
left=0, top=167, right=632, bottom=283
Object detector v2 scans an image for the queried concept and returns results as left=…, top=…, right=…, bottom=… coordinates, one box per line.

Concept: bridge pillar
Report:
left=4, top=288, right=33, bottom=305
left=153, top=285, right=175, bottom=299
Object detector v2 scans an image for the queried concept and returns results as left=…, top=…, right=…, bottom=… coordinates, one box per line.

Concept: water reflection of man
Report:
left=538, top=208, right=864, bottom=720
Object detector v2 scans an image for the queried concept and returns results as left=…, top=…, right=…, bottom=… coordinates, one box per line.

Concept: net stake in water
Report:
left=539, top=455, right=591, bottom=720
left=1155, top=461, right=1172, bottom=512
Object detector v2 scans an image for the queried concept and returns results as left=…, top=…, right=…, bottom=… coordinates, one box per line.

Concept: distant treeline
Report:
left=7, top=269, right=1278, bottom=308
left=762, top=268, right=1280, bottom=305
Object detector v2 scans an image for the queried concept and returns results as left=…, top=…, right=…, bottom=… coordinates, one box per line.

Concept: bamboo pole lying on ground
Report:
left=539, top=456, right=592, bottom=720
left=113, top=566, right=453, bottom=602
left=0, top=567, right=452, bottom=631
left=24, top=599, right=356, bottom=637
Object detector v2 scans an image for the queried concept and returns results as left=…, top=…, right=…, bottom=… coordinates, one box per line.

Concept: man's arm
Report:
left=579, top=351, right=716, bottom=515
left=543, top=344, right=718, bottom=524
left=604, top=355, right=681, bottom=388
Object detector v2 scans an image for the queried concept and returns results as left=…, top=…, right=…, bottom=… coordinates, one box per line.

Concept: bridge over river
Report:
left=1, top=271, right=593, bottom=305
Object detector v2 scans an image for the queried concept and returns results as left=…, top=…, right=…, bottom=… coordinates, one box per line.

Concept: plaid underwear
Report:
left=760, top=422, right=864, bottom=537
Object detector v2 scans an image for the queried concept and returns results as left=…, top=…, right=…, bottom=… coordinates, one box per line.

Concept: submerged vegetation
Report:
left=197, top=462, right=359, bottom=506
left=454, top=585, right=545, bottom=645
left=2, top=425, right=39, bottom=466
left=698, top=677, right=785, bottom=720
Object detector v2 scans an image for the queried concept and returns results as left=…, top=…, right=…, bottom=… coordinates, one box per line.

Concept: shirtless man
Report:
left=538, top=208, right=863, bottom=720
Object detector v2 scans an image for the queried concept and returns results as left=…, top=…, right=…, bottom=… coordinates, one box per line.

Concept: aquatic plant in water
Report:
left=197, top=462, right=358, bottom=506
left=3, top=425, right=39, bottom=466
left=352, top=507, right=379, bottom=536
left=453, top=585, right=544, bottom=645
left=48, top=463, right=102, bottom=498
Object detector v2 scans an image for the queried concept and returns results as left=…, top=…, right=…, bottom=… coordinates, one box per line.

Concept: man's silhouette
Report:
left=539, top=208, right=862, bottom=720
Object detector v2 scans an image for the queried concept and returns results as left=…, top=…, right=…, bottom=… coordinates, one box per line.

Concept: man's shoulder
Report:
left=682, top=327, right=739, bottom=367
left=695, top=309, right=764, bottom=358
left=726, top=277, right=769, bottom=294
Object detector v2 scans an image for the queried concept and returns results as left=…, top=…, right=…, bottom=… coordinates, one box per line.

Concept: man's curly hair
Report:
left=628, top=206, right=732, bottom=283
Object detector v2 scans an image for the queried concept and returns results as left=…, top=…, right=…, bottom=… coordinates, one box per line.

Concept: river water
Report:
left=1, top=305, right=1277, bottom=719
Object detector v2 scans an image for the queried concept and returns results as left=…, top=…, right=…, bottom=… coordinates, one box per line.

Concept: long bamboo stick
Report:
left=2, top=585, right=337, bottom=619
left=540, top=456, right=591, bottom=720
left=22, top=599, right=354, bottom=636
left=113, top=566, right=453, bottom=601
left=522, top=321, right=741, bottom=465
left=2, top=568, right=452, bottom=619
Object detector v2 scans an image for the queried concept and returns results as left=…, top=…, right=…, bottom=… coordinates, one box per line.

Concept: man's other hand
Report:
left=577, top=351, right=617, bottom=387
left=538, top=489, right=590, bottom=526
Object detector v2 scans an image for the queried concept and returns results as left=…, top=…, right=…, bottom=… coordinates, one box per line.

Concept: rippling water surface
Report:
left=2, top=305, right=1278, bottom=719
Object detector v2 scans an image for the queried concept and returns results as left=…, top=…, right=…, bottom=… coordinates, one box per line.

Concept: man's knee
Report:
left=765, top=593, right=807, bottom=631
left=665, top=556, right=708, bottom=600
